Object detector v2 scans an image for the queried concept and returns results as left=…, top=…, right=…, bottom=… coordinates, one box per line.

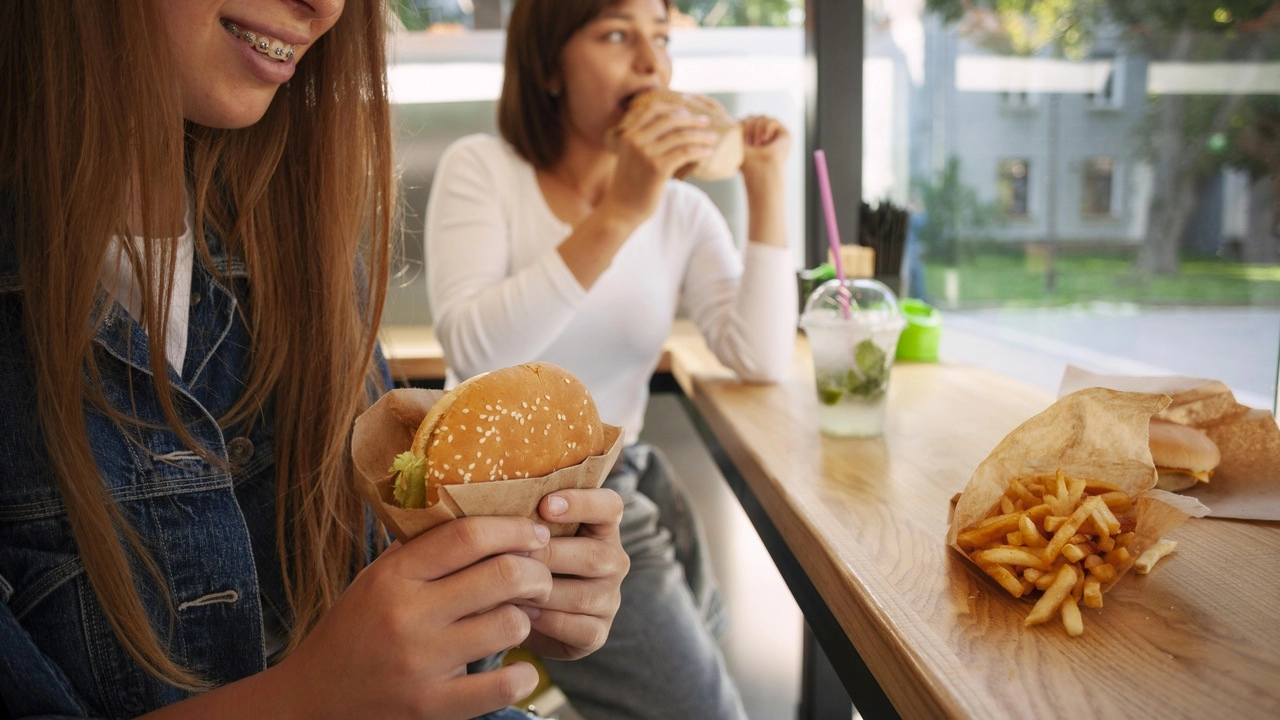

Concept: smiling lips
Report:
left=220, top=19, right=296, bottom=62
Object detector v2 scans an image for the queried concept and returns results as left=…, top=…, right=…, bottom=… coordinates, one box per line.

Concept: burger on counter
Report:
left=1149, top=418, right=1221, bottom=492
left=351, top=362, right=623, bottom=541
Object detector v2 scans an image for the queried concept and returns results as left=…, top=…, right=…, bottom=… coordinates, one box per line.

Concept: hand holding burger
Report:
left=606, top=89, right=743, bottom=181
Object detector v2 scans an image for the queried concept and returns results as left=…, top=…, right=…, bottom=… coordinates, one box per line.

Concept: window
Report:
left=998, top=159, right=1030, bottom=218
left=866, top=0, right=1279, bottom=411
left=1000, top=90, right=1036, bottom=111
left=1082, top=156, right=1115, bottom=218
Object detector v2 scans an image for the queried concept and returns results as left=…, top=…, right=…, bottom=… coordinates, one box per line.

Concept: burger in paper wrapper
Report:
left=353, top=363, right=624, bottom=542
left=947, top=387, right=1209, bottom=635
left=606, top=89, right=743, bottom=181
left=1058, top=365, right=1280, bottom=521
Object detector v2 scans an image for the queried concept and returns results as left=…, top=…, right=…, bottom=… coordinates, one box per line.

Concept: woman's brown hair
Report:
left=498, top=0, right=672, bottom=170
left=0, top=0, right=393, bottom=689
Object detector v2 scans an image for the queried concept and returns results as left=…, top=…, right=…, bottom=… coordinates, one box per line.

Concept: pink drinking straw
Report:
left=813, top=149, right=851, bottom=317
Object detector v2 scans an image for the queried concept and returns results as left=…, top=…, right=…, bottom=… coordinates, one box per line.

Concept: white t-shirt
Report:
left=425, top=134, right=797, bottom=445
left=99, top=218, right=195, bottom=376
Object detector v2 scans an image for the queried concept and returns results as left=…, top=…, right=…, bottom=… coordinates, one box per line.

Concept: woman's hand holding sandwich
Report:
left=521, top=487, right=629, bottom=661
left=265, top=515, right=557, bottom=719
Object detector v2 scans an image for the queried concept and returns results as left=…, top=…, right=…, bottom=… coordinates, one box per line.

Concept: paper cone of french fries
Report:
left=947, top=387, right=1209, bottom=595
left=352, top=387, right=624, bottom=543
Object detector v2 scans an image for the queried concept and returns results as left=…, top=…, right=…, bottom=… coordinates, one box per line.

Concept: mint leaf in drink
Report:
left=847, top=339, right=889, bottom=398
left=856, top=339, right=886, bottom=380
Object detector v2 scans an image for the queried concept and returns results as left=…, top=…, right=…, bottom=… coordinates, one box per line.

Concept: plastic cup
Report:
left=800, top=278, right=906, bottom=437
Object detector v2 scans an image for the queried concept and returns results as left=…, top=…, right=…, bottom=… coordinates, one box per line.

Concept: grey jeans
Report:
left=540, top=443, right=747, bottom=720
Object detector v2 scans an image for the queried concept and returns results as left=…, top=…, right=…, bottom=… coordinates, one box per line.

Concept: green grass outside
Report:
left=922, top=255, right=1280, bottom=308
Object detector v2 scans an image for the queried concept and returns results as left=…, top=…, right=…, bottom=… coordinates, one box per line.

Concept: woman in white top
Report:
left=426, top=1, right=797, bottom=717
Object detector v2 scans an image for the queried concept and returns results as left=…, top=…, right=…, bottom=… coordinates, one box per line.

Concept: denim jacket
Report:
left=0, top=224, right=363, bottom=718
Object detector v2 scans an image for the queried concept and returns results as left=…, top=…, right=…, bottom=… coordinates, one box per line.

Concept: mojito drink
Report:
left=801, top=278, right=905, bottom=437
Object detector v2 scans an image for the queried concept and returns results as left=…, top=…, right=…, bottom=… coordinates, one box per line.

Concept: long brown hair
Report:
left=498, top=0, right=672, bottom=169
left=0, top=0, right=393, bottom=689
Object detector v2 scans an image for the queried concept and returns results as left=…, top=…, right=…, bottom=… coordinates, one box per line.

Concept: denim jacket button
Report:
left=227, top=436, right=254, bottom=464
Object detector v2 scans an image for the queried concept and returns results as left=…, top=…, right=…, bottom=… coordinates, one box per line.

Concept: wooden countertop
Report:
left=381, top=321, right=1280, bottom=717
left=668, top=333, right=1280, bottom=719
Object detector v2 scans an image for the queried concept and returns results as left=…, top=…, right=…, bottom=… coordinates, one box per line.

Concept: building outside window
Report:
left=868, top=0, right=1279, bottom=411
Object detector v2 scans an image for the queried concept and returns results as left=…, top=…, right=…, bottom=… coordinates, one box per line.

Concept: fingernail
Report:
left=519, top=605, right=543, bottom=620
left=548, top=495, right=569, bottom=516
left=534, top=523, right=550, bottom=543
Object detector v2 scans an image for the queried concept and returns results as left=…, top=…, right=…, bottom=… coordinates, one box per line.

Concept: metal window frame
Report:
left=804, top=0, right=863, bottom=269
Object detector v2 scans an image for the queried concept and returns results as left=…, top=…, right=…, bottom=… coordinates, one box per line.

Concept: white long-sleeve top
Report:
left=425, top=134, right=797, bottom=445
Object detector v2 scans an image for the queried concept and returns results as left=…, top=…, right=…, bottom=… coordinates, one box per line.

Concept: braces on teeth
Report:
left=221, top=20, right=295, bottom=61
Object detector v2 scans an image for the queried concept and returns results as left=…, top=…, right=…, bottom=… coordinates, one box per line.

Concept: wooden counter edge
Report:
left=381, top=321, right=704, bottom=384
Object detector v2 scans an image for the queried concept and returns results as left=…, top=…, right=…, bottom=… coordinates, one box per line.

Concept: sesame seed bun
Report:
left=407, top=362, right=606, bottom=506
left=1149, top=418, right=1221, bottom=492
left=608, top=89, right=743, bottom=181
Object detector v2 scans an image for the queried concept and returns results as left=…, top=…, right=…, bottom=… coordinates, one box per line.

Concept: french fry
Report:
left=1082, top=576, right=1103, bottom=608
left=973, top=546, right=1046, bottom=569
left=1134, top=539, right=1178, bottom=574
left=1061, top=543, right=1088, bottom=563
left=1060, top=596, right=1085, bottom=637
left=1066, top=475, right=1086, bottom=511
left=1098, top=491, right=1132, bottom=513
left=956, top=512, right=1023, bottom=550
left=980, top=563, right=1026, bottom=597
left=1088, top=562, right=1118, bottom=584
left=1105, top=546, right=1132, bottom=567
left=1055, top=471, right=1069, bottom=508
left=1025, top=565, right=1076, bottom=626
left=1093, top=501, right=1121, bottom=535
left=1025, top=504, right=1053, bottom=522
left=1034, top=569, right=1059, bottom=591
left=1084, top=479, right=1125, bottom=495
left=1044, top=494, right=1064, bottom=518
left=1009, top=478, right=1037, bottom=506
left=1018, top=514, right=1048, bottom=548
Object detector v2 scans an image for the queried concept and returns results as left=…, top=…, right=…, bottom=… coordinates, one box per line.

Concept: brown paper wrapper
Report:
left=947, top=387, right=1208, bottom=592
left=353, top=387, right=624, bottom=542
left=1059, top=366, right=1280, bottom=521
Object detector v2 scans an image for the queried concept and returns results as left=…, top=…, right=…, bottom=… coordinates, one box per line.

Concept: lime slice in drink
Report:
left=818, top=385, right=845, bottom=405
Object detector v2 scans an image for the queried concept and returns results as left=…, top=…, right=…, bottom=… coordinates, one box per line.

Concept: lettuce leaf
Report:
left=389, top=451, right=428, bottom=509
